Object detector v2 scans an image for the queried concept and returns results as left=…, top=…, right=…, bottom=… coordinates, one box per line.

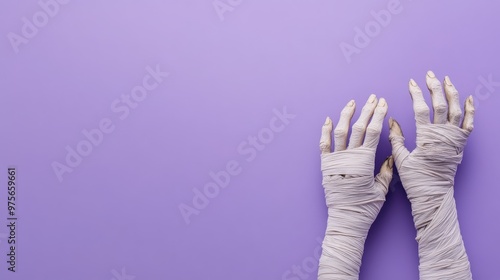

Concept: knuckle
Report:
left=449, top=108, right=462, bottom=118
left=361, top=106, right=373, bottom=114
left=412, top=89, right=424, bottom=96
left=430, top=84, right=443, bottom=92
left=376, top=106, right=388, bottom=115
left=415, top=105, right=429, bottom=116
left=366, top=126, right=381, bottom=136
left=467, top=107, right=475, bottom=115
left=319, top=142, right=330, bottom=151
left=334, top=128, right=347, bottom=138
left=340, top=108, right=353, bottom=117
left=449, top=116, right=461, bottom=125
left=465, top=123, right=474, bottom=132
left=448, top=89, right=459, bottom=99
left=434, top=104, right=447, bottom=115
left=352, top=123, right=366, bottom=134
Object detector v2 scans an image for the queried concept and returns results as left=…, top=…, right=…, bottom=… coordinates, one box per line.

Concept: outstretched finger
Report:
left=426, top=71, right=448, bottom=124
left=409, top=79, right=431, bottom=126
left=389, top=117, right=410, bottom=170
left=444, top=76, right=463, bottom=126
left=462, top=96, right=475, bottom=132
left=334, top=100, right=356, bottom=151
left=320, top=117, right=333, bottom=154
left=363, top=98, right=388, bottom=148
left=348, top=94, right=378, bottom=149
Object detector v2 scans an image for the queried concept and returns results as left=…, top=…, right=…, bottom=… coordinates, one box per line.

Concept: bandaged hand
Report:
left=318, top=95, right=393, bottom=280
left=389, top=71, right=475, bottom=280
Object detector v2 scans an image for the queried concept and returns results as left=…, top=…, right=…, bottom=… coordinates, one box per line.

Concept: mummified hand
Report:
left=389, top=71, right=474, bottom=280
left=318, top=94, right=393, bottom=280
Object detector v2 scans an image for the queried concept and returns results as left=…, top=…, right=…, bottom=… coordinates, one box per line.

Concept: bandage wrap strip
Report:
left=318, top=147, right=389, bottom=280
left=391, top=124, right=472, bottom=280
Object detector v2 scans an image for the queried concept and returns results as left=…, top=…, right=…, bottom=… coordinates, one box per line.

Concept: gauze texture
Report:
left=319, top=147, right=389, bottom=280
left=391, top=124, right=472, bottom=280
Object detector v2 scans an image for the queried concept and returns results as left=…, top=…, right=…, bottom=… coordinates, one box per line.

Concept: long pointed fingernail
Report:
left=444, top=76, right=453, bottom=86
left=427, top=70, right=436, bottom=78
left=409, top=79, right=417, bottom=87
left=324, top=116, right=332, bottom=125
left=378, top=98, right=387, bottom=107
left=389, top=117, right=394, bottom=128
left=368, top=94, right=377, bottom=103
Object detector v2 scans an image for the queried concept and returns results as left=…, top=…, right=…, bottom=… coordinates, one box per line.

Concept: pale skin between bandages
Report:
left=389, top=71, right=475, bottom=280
left=318, top=95, right=393, bottom=280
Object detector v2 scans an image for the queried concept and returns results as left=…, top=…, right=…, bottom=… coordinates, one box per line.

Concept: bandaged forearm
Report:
left=392, top=124, right=472, bottom=280
left=319, top=148, right=388, bottom=280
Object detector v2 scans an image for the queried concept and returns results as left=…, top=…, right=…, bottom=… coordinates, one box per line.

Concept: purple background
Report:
left=1, top=0, right=499, bottom=279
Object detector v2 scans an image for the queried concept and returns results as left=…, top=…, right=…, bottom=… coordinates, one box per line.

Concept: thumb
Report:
left=388, top=117, right=410, bottom=170
left=375, top=156, right=394, bottom=195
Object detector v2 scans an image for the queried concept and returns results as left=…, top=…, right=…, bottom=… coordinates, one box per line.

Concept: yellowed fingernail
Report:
left=427, top=70, right=436, bottom=78
left=409, top=79, right=417, bottom=87
left=444, top=76, right=452, bottom=86
left=347, top=100, right=355, bottom=107
left=378, top=98, right=387, bottom=107
left=368, top=94, right=377, bottom=103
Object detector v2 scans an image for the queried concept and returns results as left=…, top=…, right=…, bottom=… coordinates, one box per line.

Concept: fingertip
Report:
left=368, top=94, right=377, bottom=104
left=319, top=122, right=332, bottom=154
left=462, top=95, right=475, bottom=133
left=378, top=98, right=387, bottom=108
left=444, top=75, right=453, bottom=86
left=425, top=70, right=438, bottom=88
left=322, top=117, right=333, bottom=135
left=409, top=78, right=417, bottom=87
left=408, top=78, right=423, bottom=98
left=324, top=116, right=332, bottom=126
left=467, top=95, right=475, bottom=107
left=389, top=118, right=405, bottom=142
left=426, top=70, right=441, bottom=88
left=465, top=96, right=475, bottom=115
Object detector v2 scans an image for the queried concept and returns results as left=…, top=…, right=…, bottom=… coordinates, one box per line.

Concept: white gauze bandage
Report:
left=319, top=148, right=389, bottom=280
left=389, top=72, right=475, bottom=280
left=318, top=95, right=391, bottom=280
left=391, top=124, right=472, bottom=280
